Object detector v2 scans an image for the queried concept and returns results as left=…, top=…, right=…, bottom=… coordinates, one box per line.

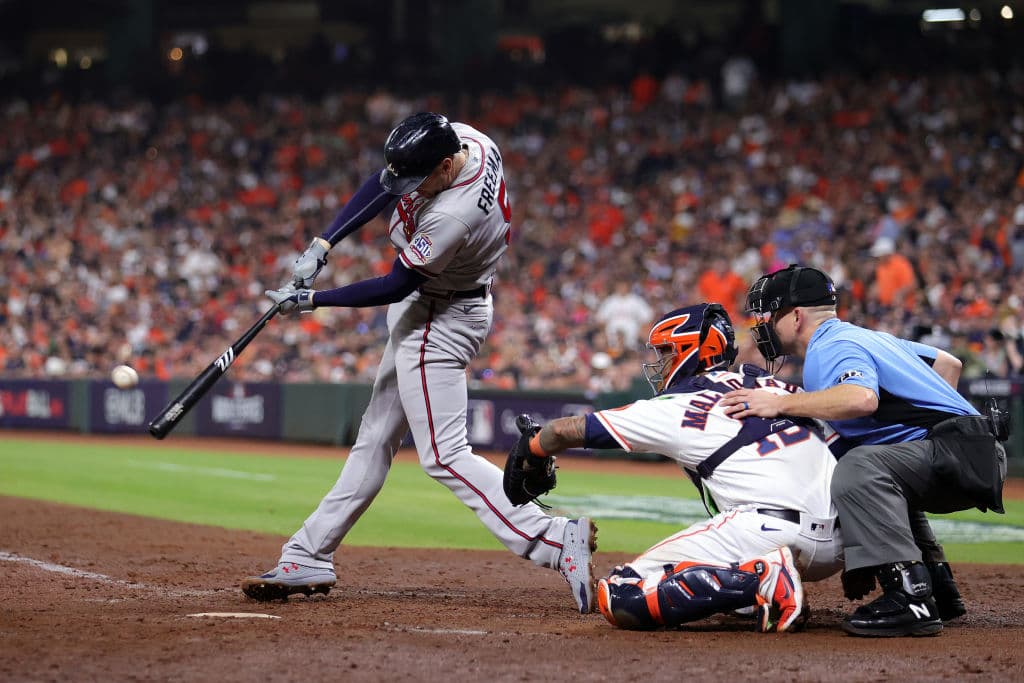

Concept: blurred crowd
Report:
left=3, top=67, right=1024, bottom=394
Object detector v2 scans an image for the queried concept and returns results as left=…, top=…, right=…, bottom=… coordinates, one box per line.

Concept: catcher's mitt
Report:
left=503, top=414, right=557, bottom=506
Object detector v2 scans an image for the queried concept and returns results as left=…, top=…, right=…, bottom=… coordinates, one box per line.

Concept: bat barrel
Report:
left=146, top=303, right=280, bottom=440
left=147, top=365, right=222, bottom=439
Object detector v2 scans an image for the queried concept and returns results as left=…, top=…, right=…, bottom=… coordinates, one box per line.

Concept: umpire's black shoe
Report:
left=842, top=562, right=943, bottom=637
left=927, top=561, right=966, bottom=621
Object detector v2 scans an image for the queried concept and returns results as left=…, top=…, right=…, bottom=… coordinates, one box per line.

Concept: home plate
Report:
left=186, top=612, right=280, bottom=619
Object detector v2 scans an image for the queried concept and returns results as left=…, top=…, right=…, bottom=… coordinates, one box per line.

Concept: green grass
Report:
left=1, top=437, right=1021, bottom=562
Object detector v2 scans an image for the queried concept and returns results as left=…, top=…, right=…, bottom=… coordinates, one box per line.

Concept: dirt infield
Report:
left=2, top=437, right=1023, bottom=681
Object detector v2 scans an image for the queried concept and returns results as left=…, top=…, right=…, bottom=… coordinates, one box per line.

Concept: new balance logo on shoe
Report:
left=908, top=603, right=932, bottom=619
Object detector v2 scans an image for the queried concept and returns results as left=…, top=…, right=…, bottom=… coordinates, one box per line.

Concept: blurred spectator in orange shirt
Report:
left=698, top=257, right=748, bottom=321
left=870, top=237, right=917, bottom=309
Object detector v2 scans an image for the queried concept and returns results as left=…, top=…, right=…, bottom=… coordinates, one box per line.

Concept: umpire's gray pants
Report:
left=831, top=440, right=973, bottom=571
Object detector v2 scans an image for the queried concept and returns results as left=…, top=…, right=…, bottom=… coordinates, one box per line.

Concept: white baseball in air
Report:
left=111, top=364, right=139, bottom=389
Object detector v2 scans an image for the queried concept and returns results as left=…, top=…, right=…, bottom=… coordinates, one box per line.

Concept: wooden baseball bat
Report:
left=147, top=303, right=281, bottom=439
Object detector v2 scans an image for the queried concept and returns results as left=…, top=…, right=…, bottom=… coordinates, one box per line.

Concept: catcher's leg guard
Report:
left=597, top=563, right=760, bottom=630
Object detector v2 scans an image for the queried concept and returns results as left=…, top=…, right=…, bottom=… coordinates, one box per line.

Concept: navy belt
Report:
left=757, top=508, right=801, bottom=525
left=757, top=507, right=841, bottom=529
left=419, top=284, right=489, bottom=301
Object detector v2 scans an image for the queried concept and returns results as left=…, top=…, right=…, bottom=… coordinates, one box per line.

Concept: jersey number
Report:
left=498, top=180, right=511, bottom=222
left=756, top=425, right=812, bottom=456
left=498, top=180, right=512, bottom=244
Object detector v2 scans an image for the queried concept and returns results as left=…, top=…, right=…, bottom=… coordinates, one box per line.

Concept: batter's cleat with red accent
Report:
left=240, top=562, right=336, bottom=601
left=740, top=546, right=807, bottom=633
left=559, top=517, right=598, bottom=614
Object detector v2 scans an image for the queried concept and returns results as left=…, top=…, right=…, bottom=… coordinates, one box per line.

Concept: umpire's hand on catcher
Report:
left=721, top=389, right=784, bottom=418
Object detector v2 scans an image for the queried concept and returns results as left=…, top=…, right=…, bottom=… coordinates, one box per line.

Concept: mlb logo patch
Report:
left=836, top=369, right=864, bottom=383
left=410, top=233, right=433, bottom=262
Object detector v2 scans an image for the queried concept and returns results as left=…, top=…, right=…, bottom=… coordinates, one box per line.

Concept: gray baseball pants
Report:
left=279, top=292, right=568, bottom=571
left=831, top=419, right=1006, bottom=570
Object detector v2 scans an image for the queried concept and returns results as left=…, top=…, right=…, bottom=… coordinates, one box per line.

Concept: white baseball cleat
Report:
left=740, top=546, right=807, bottom=633
left=558, top=517, right=598, bottom=614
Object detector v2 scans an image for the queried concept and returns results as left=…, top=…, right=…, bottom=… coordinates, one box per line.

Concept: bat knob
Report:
left=148, top=419, right=168, bottom=440
left=515, top=413, right=539, bottom=435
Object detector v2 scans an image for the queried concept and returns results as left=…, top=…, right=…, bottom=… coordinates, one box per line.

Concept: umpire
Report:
left=721, top=264, right=1007, bottom=637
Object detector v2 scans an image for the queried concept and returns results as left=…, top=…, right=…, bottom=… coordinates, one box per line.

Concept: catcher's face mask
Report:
left=642, top=303, right=738, bottom=394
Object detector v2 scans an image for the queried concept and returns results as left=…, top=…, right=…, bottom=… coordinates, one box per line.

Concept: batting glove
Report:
left=292, top=237, right=331, bottom=288
left=265, top=285, right=316, bottom=314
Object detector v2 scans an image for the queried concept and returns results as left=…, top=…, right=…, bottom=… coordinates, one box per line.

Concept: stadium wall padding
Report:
left=1, top=378, right=1020, bottom=476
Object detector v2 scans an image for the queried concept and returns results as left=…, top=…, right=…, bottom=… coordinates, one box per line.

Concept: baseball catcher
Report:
left=505, top=302, right=847, bottom=632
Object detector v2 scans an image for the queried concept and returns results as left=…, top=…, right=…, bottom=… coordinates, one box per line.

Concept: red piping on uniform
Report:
left=448, top=137, right=486, bottom=189
left=400, top=251, right=437, bottom=277
left=644, top=509, right=742, bottom=554
left=417, top=300, right=560, bottom=549
left=595, top=412, right=634, bottom=451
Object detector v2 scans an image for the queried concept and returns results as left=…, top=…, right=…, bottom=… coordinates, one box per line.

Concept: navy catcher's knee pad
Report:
left=598, top=563, right=760, bottom=630
left=597, top=566, right=656, bottom=630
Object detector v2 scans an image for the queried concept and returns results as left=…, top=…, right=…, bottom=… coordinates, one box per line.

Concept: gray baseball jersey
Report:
left=389, top=123, right=512, bottom=292
left=279, top=122, right=575, bottom=576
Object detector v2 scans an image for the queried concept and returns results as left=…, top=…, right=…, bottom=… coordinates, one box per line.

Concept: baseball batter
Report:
left=241, top=112, right=596, bottom=613
left=519, top=303, right=845, bottom=631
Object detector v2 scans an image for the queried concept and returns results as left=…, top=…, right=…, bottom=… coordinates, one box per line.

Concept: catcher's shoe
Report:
left=927, top=561, right=966, bottom=621
left=241, top=562, right=336, bottom=601
left=558, top=517, right=597, bottom=614
left=842, top=561, right=943, bottom=637
left=740, top=546, right=807, bottom=633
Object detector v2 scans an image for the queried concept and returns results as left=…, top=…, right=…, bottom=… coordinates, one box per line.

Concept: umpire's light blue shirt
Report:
left=802, top=318, right=978, bottom=446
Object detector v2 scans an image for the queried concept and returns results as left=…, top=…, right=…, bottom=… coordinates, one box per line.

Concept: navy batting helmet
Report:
left=379, top=112, right=462, bottom=195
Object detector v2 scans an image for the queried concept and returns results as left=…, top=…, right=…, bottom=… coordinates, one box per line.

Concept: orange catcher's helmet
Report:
left=642, top=303, right=738, bottom=393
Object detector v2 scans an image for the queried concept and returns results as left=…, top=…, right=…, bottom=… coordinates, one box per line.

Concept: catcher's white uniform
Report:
left=591, top=366, right=844, bottom=582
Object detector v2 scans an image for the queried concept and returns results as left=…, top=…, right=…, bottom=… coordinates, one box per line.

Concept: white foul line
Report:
left=0, top=550, right=218, bottom=597
left=388, top=625, right=491, bottom=636
left=126, top=460, right=276, bottom=481
left=187, top=612, right=280, bottom=620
